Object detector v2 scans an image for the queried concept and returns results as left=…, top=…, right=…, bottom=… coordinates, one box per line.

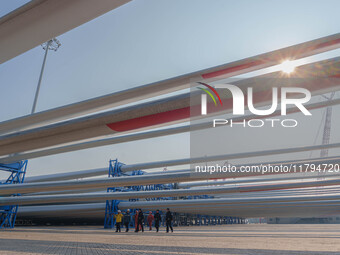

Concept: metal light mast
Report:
left=31, top=38, right=61, bottom=114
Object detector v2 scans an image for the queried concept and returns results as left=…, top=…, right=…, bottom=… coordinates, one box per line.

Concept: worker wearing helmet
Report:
left=124, top=209, right=131, bottom=232
left=114, top=210, right=123, bottom=232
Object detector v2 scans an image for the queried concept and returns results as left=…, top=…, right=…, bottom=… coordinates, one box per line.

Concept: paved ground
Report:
left=1, top=224, right=340, bottom=254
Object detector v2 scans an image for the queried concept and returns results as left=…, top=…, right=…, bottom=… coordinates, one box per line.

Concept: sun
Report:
left=280, top=60, right=296, bottom=74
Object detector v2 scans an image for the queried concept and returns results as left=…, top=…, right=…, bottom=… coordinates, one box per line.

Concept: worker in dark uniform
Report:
left=165, top=208, right=173, bottom=233
left=123, top=209, right=131, bottom=232
left=134, top=209, right=139, bottom=232
left=136, top=209, right=144, bottom=232
left=154, top=209, right=161, bottom=232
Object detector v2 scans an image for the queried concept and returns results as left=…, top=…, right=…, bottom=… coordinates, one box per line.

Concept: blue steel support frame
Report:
left=0, top=160, right=28, bottom=229
left=104, top=159, right=146, bottom=229
left=103, top=159, right=234, bottom=228
left=104, top=199, right=120, bottom=229
left=104, top=159, right=123, bottom=229
left=104, top=158, right=179, bottom=229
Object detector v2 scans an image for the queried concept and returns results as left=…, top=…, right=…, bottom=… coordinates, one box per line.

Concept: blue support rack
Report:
left=0, top=160, right=28, bottom=229
left=104, top=199, right=120, bottom=229
left=103, top=159, right=232, bottom=229
left=104, top=159, right=123, bottom=229
left=104, top=159, right=173, bottom=229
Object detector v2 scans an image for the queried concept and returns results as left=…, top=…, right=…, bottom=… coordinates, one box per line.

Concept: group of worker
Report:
left=114, top=208, right=174, bottom=233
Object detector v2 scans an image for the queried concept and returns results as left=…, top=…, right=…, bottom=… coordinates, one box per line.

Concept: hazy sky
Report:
left=0, top=0, right=339, bottom=178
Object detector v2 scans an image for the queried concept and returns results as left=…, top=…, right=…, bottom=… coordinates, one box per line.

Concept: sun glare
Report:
left=280, top=60, right=296, bottom=74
